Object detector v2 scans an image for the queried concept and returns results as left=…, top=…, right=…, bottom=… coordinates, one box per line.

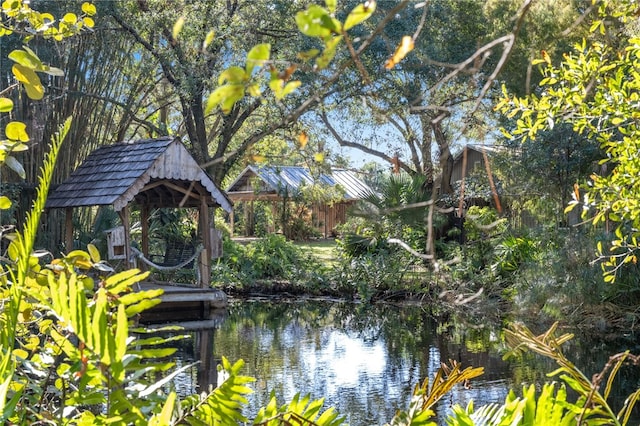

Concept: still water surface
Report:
left=159, top=298, right=638, bottom=425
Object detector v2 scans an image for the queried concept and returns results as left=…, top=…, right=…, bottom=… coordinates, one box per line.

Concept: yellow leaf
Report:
left=314, top=152, right=325, bottom=162
left=24, top=335, right=39, bottom=351
left=247, top=83, right=261, bottom=97
left=82, top=2, right=97, bottom=16
left=62, top=13, right=77, bottom=24
left=251, top=154, right=266, bottom=163
left=385, top=36, right=414, bottom=70
left=0, top=98, right=13, bottom=112
left=297, top=49, right=320, bottom=61
left=87, top=243, right=101, bottom=263
left=281, top=80, right=301, bottom=98
left=344, top=1, right=376, bottom=31
left=149, top=392, right=176, bottom=426
left=172, top=16, right=185, bottom=40
left=5, top=122, right=29, bottom=142
left=12, top=64, right=44, bottom=100
left=12, top=348, right=29, bottom=360
left=203, top=30, right=215, bottom=49
left=67, top=250, right=91, bottom=260
left=0, top=196, right=12, bottom=210
left=83, top=17, right=94, bottom=28
left=8, top=241, right=19, bottom=261
left=297, top=132, right=308, bottom=148
left=541, top=50, right=551, bottom=65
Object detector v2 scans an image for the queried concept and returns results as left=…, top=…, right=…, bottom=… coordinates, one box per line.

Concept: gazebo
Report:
left=45, top=136, right=232, bottom=308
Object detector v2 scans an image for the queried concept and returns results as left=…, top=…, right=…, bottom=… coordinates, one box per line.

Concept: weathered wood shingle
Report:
left=46, top=137, right=232, bottom=212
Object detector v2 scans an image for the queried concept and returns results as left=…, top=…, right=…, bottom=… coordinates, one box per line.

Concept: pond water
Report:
left=154, top=298, right=640, bottom=425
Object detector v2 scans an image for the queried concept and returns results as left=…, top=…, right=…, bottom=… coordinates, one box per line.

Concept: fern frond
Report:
left=178, top=357, right=254, bottom=425
left=420, top=359, right=484, bottom=411
left=252, top=392, right=345, bottom=426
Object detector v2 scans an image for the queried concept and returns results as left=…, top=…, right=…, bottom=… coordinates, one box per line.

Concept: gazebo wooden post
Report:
left=229, top=209, right=234, bottom=237
left=198, top=198, right=212, bottom=289
left=140, top=205, right=150, bottom=272
left=118, top=206, right=133, bottom=269
left=270, top=201, right=277, bottom=233
left=64, top=208, right=73, bottom=253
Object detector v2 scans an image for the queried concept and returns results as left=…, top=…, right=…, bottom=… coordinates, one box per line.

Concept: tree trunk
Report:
left=433, top=121, right=454, bottom=194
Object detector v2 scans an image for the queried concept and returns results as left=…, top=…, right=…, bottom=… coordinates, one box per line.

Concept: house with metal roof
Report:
left=226, top=165, right=374, bottom=238
left=46, top=137, right=232, bottom=307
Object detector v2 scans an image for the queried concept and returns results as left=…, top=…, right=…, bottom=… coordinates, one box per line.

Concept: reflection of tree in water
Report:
left=213, top=299, right=515, bottom=424
left=162, top=299, right=640, bottom=424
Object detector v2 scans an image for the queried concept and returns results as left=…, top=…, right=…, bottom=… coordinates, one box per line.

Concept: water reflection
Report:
left=150, top=299, right=640, bottom=425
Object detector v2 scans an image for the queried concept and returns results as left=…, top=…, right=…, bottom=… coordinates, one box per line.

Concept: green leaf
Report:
left=42, top=66, right=64, bottom=77
left=125, top=298, right=162, bottom=317
left=219, top=85, right=245, bottom=114
left=206, top=84, right=245, bottom=115
left=91, top=289, right=109, bottom=364
left=344, top=1, right=376, bottom=31
left=325, top=0, right=337, bottom=13
left=0, top=98, right=13, bottom=113
left=296, top=6, right=333, bottom=38
left=218, top=66, right=247, bottom=85
left=149, top=391, right=176, bottom=425
left=104, top=272, right=145, bottom=294
left=246, top=43, right=270, bottom=75
left=297, top=49, right=320, bottom=61
left=8, top=48, right=43, bottom=70
left=139, top=363, right=196, bottom=398
left=316, top=36, right=342, bottom=69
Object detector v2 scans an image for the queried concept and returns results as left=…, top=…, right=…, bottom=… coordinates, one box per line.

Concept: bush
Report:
left=212, top=235, right=330, bottom=291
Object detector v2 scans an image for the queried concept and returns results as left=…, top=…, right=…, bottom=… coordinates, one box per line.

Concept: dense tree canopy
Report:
left=496, top=1, right=640, bottom=280
left=317, top=0, right=584, bottom=194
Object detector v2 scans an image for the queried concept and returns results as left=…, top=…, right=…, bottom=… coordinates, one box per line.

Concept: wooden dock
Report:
left=137, top=282, right=227, bottom=323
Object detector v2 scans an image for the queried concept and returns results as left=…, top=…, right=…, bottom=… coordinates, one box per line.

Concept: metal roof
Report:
left=226, top=165, right=373, bottom=200
left=46, top=137, right=232, bottom=212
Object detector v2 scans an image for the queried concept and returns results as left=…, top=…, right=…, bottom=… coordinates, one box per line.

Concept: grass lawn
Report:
left=295, top=239, right=339, bottom=265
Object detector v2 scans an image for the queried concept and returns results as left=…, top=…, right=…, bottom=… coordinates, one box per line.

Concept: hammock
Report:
left=131, top=244, right=203, bottom=271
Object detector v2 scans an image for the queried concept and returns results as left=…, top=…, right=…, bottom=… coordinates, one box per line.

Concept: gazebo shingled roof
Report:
left=45, top=137, right=232, bottom=290
left=45, top=136, right=232, bottom=212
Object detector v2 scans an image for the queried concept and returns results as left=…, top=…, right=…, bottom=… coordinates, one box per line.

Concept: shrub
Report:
left=212, top=235, right=330, bottom=291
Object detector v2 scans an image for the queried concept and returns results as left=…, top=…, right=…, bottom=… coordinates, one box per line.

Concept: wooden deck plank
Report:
left=138, top=282, right=228, bottom=309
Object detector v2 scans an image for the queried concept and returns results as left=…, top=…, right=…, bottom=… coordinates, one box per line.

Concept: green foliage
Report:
left=464, top=206, right=507, bottom=242
left=495, top=1, right=640, bottom=282
left=253, top=392, right=345, bottom=426
left=503, top=322, right=640, bottom=425
left=0, top=1, right=95, bottom=213
left=332, top=242, right=417, bottom=302
left=149, top=208, right=198, bottom=244
left=448, top=383, right=581, bottom=426
left=492, top=235, right=538, bottom=276
left=388, top=360, right=483, bottom=426
left=205, top=0, right=376, bottom=114
left=0, top=119, right=337, bottom=425
left=213, top=236, right=330, bottom=292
